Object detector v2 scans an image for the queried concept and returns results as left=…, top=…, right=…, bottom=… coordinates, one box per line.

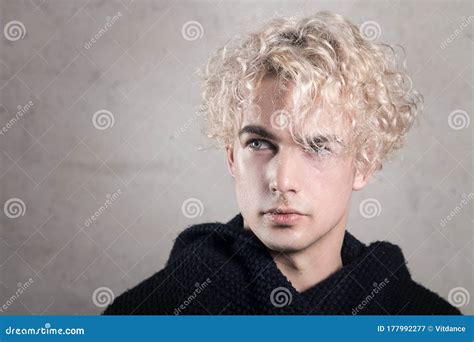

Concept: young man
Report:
left=104, top=11, right=460, bottom=315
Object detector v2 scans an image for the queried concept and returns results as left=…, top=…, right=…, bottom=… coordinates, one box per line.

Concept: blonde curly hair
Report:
left=198, top=10, right=423, bottom=174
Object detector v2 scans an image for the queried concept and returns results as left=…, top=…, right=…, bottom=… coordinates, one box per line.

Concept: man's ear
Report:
left=352, top=165, right=376, bottom=191
left=226, top=144, right=236, bottom=178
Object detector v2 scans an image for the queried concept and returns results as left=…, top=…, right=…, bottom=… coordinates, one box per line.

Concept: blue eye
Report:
left=247, top=139, right=272, bottom=151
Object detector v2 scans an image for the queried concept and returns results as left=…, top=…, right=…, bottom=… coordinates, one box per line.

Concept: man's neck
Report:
left=270, top=224, right=345, bottom=293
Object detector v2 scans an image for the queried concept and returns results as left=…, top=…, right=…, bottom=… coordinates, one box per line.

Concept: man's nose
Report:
left=268, top=147, right=301, bottom=195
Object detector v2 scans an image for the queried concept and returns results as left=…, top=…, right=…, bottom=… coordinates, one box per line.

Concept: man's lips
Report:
left=264, top=207, right=304, bottom=215
left=263, top=208, right=306, bottom=225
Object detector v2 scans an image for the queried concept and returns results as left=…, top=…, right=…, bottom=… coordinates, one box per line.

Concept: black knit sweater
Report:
left=103, top=213, right=461, bottom=315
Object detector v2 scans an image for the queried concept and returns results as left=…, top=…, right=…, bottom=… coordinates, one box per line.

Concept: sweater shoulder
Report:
left=398, top=280, right=462, bottom=315
left=103, top=223, right=231, bottom=315
left=362, top=239, right=462, bottom=315
left=102, top=267, right=173, bottom=315
left=167, top=221, right=238, bottom=264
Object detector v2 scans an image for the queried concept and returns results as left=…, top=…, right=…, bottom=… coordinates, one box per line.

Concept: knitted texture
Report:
left=103, top=213, right=461, bottom=315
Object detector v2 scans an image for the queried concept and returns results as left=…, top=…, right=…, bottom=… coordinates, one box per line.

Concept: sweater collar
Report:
left=225, top=212, right=410, bottom=313
left=225, top=212, right=366, bottom=266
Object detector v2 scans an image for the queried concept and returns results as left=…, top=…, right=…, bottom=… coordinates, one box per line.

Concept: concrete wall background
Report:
left=0, top=0, right=472, bottom=315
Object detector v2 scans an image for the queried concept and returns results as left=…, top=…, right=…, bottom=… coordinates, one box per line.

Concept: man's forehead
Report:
left=242, top=76, right=350, bottom=141
left=243, top=104, right=335, bottom=125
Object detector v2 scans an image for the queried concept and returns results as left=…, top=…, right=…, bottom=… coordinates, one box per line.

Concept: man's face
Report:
left=226, top=77, right=371, bottom=253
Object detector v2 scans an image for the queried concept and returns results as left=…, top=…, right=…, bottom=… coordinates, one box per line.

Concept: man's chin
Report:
left=251, top=222, right=317, bottom=252
left=267, top=244, right=305, bottom=253
left=260, top=236, right=312, bottom=254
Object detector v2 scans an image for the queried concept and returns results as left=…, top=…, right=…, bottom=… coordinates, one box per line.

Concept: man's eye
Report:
left=247, top=139, right=272, bottom=151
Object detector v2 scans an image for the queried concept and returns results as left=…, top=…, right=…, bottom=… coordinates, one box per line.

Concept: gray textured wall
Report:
left=0, top=0, right=472, bottom=315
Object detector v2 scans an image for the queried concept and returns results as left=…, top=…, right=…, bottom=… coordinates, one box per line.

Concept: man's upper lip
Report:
left=265, top=207, right=304, bottom=215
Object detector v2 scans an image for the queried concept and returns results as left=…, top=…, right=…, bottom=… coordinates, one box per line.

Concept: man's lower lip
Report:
left=264, top=213, right=304, bottom=225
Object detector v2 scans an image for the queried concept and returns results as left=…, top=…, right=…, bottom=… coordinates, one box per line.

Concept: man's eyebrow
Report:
left=238, top=125, right=344, bottom=145
left=306, top=135, right=343, bottom=144
left=238, top=125, right=277, bottom=140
